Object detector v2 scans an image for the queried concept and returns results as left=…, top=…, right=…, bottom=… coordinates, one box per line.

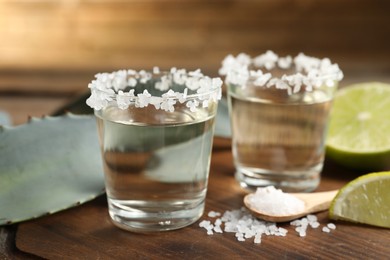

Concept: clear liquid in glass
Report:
left=96, top=105, right=215, bottom=232
left=228, top=86, right=332, bottom=192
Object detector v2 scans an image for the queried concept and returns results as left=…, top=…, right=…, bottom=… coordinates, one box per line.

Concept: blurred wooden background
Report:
left=0, top=0, right=390, bottom=123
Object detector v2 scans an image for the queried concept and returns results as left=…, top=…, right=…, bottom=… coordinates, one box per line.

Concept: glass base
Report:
left=107, top=198, right=204, bottom=233
left=235, top=166, right=321, bottom=193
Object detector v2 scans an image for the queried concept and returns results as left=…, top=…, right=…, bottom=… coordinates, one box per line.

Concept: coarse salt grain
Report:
left=307, top=214, right=317, bottom=222
left=299, top=230, right=307, bottom=237
left=214, top=225, right=223, bottom=234
left=310, top=221, right=320, bottom=229
left=199, top=220, right=211, bottom=228
left=208, top=211, right=221, bottom=218
left=327, top=223, right=336, bottom=230
left=199, top=220, right=215, bottom=236
left=322, top=226, right=331, bottom=233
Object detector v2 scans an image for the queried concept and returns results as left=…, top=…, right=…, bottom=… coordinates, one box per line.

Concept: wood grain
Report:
left=14, top=151, right=390, bottom=259
left=0, top=0, right=389, bottom=81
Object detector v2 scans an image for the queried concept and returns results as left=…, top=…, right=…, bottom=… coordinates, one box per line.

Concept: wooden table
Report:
left=1, top=126, right=390, bottom=258
left=1, top=68, right=390, bottom=259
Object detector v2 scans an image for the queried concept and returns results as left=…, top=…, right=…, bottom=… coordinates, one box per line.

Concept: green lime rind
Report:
left=329, top=171, right=390, bottom=228
left=326, top=146, right=390, bottom=171
left=326, top=82, right=390, bottom=170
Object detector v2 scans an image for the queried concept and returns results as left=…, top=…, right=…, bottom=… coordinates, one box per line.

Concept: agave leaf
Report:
left=214, top=98, right=231, bottom=138
left=0, top=114, right=104, bottom=225
left=0, top=111, right=11, bottom=126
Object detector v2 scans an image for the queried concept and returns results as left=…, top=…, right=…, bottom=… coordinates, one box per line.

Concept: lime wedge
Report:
left=326, top=82, right=390, bottom=170
left=329, top=171, right=390, bottom=228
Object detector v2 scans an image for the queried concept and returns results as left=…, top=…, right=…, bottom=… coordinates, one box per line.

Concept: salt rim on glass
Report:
left=86, top=67, right=223, bottom=112
left=219, top=50, right=344, bottom=95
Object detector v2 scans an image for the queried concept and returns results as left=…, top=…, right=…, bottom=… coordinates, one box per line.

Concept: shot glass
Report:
left=86, top=68, right=222, bottom=232
left=220, top=51, right=343, bottom=192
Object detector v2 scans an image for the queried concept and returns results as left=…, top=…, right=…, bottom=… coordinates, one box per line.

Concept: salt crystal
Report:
left=307, top=214, right=317, bottom=222
left=310, top=222, right=320, bottom=229
left=277, top=228, right=288, bottom=237
left=300, top=218, right=309, bottom=225
left=205, top=224, right=214, bottom=235
left=299, top=230, right=307, bottom=237
left=295, top=227, right=303, bottom=233
left=206, top=225, right=214, bottom=230
left=278, top=55, right=293, bottom=69
left=290, top=220, right=301, bottom=226
left=208, top=211, right=221, bottom=218
left=244, top=231, right=254, bottom=239
left=199, top=220, right=210, bottom=228
left=322, top=227, right=331, bottom=233
left=327, top=223, right=336, bottom=230
left=254, top=234, right=262, bottom=244
left=137, top=89, right=152, bottom=108
left=236, top=232, right=245, bottom=240
left=214, top=225, right=223, bottom=234
left=224, top=225, right=236, bottom=233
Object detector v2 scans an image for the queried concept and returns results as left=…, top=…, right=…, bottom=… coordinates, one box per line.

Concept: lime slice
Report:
left=326, top=82, right=390, bottom=170
left=329, top=171, right=390, bottom=228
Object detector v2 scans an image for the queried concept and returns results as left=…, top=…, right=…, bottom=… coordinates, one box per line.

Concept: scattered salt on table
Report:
left=208, top=211, right=221, bottom=218
left=327, top=223, right=336, bottom=230
left=200, top=207, right=289, bottom=244
left=199, top=186, right=337, bottom=243
left=322, top=226, right=331, bottom=233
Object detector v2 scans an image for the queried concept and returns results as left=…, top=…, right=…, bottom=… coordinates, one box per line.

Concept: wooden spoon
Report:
left=243, top=190, right=339, bottom=222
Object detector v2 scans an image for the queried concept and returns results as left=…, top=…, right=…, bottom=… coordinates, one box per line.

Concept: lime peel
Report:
left=329, top=171, right=390, bottom=228
left=326, top=82, right=390, bottom=170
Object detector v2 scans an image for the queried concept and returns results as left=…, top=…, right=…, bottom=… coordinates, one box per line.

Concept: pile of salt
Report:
left=247, top=186, right=305, bottom=216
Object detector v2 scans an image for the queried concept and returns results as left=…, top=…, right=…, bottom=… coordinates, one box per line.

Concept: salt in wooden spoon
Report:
left=244, top=190, right=339, bottom=223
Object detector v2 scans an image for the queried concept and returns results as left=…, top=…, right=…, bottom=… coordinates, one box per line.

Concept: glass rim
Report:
left=86, top=67, right=223, bottom=112
left=219, top=51, right=344, bottom=94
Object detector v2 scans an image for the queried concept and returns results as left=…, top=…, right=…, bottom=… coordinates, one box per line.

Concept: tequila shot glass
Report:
left=87, top=68, right=222, bottom=232
left=220, top=51, right=343, bottom=192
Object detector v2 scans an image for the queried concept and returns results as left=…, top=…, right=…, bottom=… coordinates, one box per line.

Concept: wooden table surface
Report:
left=1, top=81, right=390, bottom=259
left=1, top=1, right=390, bottom=258
left=0, top=66, right=390, bottom=259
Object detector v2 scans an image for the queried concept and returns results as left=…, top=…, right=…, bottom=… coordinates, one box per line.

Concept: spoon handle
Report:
left=294, top=190, right=339, bottom=213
